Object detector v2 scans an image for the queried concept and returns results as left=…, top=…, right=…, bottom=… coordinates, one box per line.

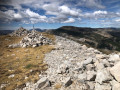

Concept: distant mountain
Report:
left=47, top=26, right=120, bottom=54
left=0, top=30, right=14, bottom=35
left=29, top=28, right=46, bottom=32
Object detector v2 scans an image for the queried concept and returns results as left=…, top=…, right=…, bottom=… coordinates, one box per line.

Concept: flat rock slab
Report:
left=110, top=61, right=120, bottom=82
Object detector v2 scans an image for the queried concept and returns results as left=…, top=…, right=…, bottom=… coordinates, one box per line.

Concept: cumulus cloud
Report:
left=0, top=0, right=120, bottom=27
left=62, top=18, right=75, bottom=23
left=77, top=0, right=105, bottom=9
left=115, top=19, right=120, bottom=22
left=93, top=10, right=108, bottom=15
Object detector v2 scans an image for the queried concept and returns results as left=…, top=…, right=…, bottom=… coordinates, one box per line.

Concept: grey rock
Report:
left=87, top=71, right=96, bottom=81
left=78, top=73, right=87, bottom=82
left=95, top=83, right=111, bottom=90
left=111, top=80, right=120, bottom=90
left=109, top=54, right=120, bottom=62
left=63, top=77, right=72, bottom=87
left=86, top=64, right=95, bottom=71
left=95, top=69, right=112, bottom=84
left=110, top=61, right=120, bottom=82
left=96, top=63, right=105, bottom=70
left=87, top=82, right=95, bottom=90
left=83, top=57, right=93, bottom=65
left=37, top=77, right=51, bottom=89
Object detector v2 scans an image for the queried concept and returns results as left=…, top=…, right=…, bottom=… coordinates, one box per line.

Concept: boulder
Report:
left=110, top=61, right=120, bottom=82
left=95, top=69, right=112, bottom=84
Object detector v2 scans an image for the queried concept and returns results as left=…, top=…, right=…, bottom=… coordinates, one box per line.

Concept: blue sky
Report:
left=0, top=0, right=120, bottom=30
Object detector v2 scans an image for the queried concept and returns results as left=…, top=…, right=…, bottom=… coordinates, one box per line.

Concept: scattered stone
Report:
left=22, top=36, right=120, bottom=90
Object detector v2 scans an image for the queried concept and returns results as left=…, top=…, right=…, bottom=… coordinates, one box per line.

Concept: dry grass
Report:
left=0, top=33, right=55, bottom=90
left=54, top=83, right=62, bottom=89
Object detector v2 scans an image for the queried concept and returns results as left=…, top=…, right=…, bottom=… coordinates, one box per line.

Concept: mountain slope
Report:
left=48, top=26, right=120, bottom=53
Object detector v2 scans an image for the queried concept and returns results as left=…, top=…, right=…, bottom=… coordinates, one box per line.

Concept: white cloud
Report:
left=115, top=19, right=120, bottom=22
left=62, top=18, right=75, bottom=23
left=25, top=9, right=40, bottom=18
left=59, top=5, right=80, bottom=17
left=93, top=10, right=108, bottom=15
left=77, top=0, right=105, bottom=9
left=14, top=13, right=22, bottom=19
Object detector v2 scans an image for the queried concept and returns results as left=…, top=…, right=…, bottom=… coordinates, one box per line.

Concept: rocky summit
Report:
left=9, top=29, right=52, bottom=48
left=22, top=36, right=120, bottom=90
left=10, top=27, right=30, bottom=36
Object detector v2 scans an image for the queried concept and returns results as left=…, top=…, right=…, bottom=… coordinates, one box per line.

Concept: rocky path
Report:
left=23, top=36, right=120, bottom=90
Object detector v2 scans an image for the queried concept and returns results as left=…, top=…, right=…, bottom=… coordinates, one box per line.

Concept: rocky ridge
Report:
left=9, top=28, right=52, bottom=48
left=22, top=36, right=120, bottom=90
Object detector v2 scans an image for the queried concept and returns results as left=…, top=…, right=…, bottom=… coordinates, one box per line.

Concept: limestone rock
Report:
left=111, top=80, right=120, bottom=90
left=62, top=77, right=72, bottom=87
left=95, top=83, right=111, bottom=90
left=96, top=63, right=105, bottom=70
left=87, top=71, right=96, bottom=81
left=83, top=57, right=93, bottom=65
left=110, top=61, right=120, bottom=82
left=109, top=54, right=120, bottom=62
left=37, top=77, right=51, bottom=89
left=95, top=69, right=112, bottom=84
left=78, top=73, right=87, bottom=82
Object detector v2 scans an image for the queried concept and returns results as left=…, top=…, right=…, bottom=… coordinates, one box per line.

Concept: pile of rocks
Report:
left=10, top=27, right=30, bottom=36
left=23, top=36, right=120, bottom=90
left=9, top=30, right=52, bottom=48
